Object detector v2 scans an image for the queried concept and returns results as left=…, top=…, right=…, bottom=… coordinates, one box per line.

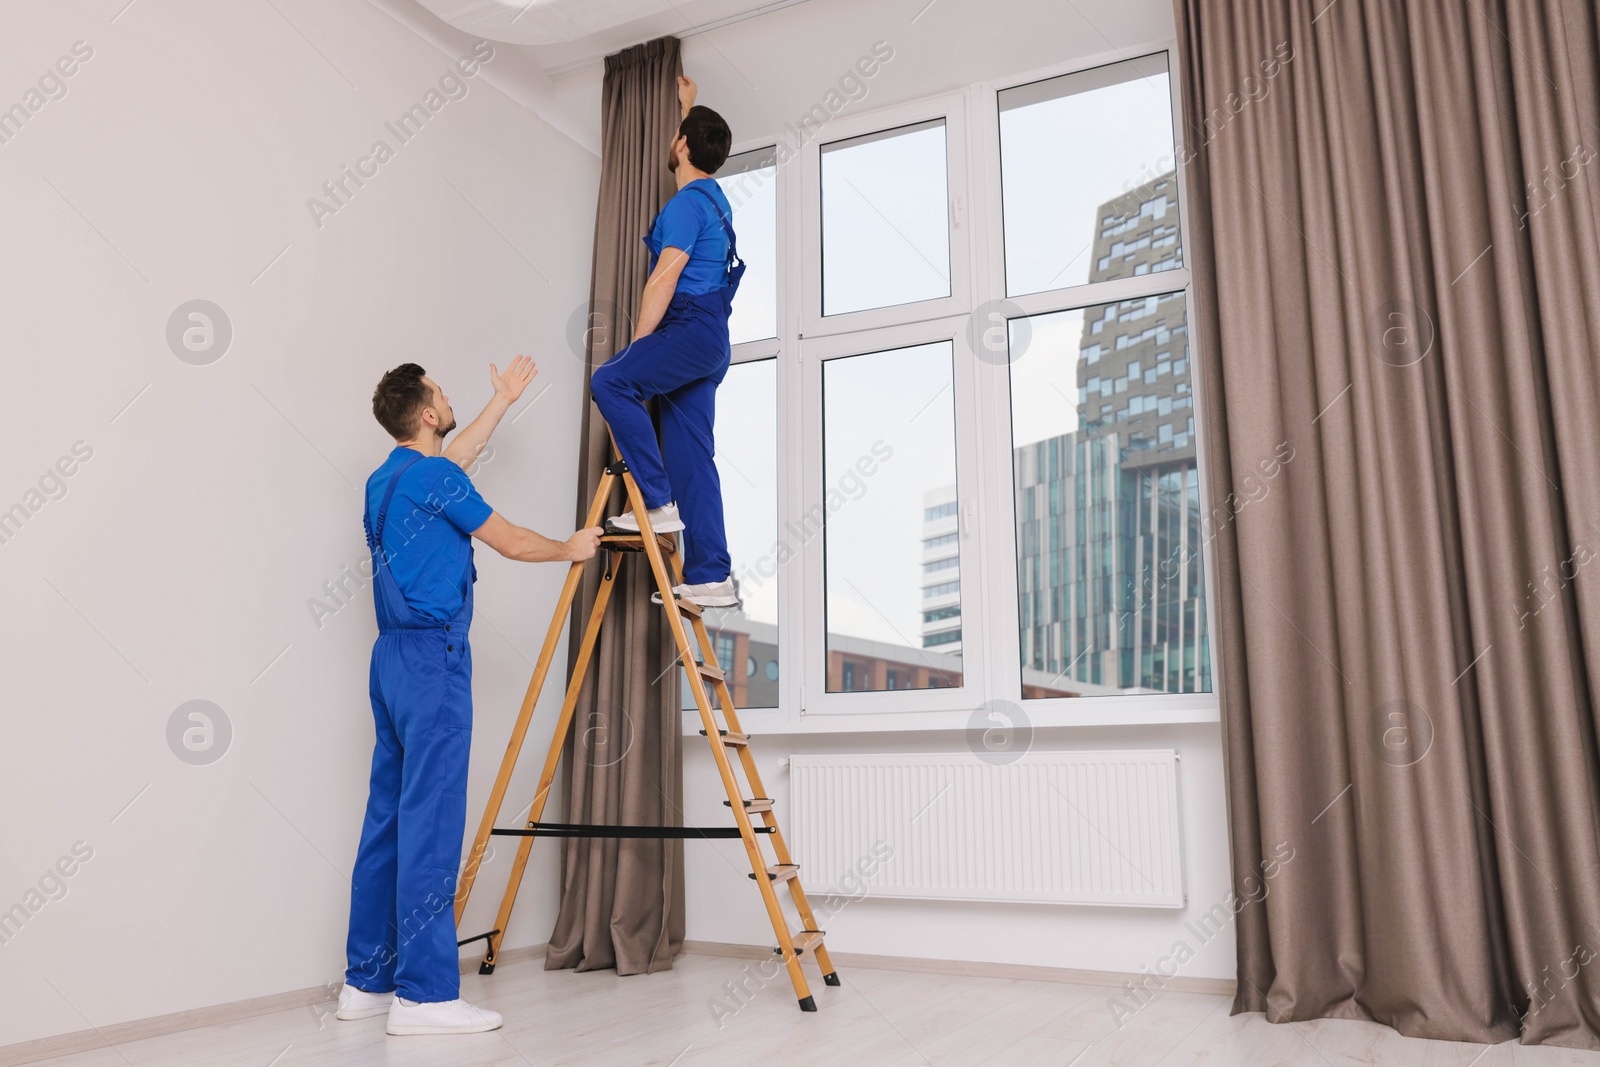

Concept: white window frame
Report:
left=688, top=38, right=1222, bottom=737
left=721, top=145, right=784, bottom=360
left=970, top=43, right=1221, bottom=729
left=798, top=315, right=987, bottom=719
left=799, top=91, right=973, bottom=339
left=701, top=141, right=791, bottom=734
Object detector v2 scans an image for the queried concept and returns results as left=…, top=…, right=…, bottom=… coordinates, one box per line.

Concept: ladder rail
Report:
left=670, top=552, right=839, bottom=985
left=477, top=552, right=622, bottom=968
left=621, top=470, right=817, bottom=1009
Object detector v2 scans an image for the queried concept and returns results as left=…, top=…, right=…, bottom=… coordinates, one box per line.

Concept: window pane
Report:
left=683, top=359, right=779, bottom=709
left=821, top=120, right=951, bottom=316
left=1008, top=292, right=1211, bottom=698
left=717, top=148, right=777, bottom=344
left=822, top=341, right=962, bottom=693
left=999, top=54, right=1181, bottom=296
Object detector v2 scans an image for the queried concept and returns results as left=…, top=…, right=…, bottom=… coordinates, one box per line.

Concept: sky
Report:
left=717, top=154, right=778, bottom=345
left=999, top=69, right=1177, bottom=295
left=821, top=123, right=951, bottom=315
left=821, top=342, right=957, bottom=651
left=711, top=359, right=778, bottom=626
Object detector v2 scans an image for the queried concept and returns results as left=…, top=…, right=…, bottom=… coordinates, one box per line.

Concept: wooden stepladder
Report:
left=452, top=449, right=838, bottom=1011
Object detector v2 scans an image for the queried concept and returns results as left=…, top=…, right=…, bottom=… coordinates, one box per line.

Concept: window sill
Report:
left=682, top=697, right=1221, bottom=737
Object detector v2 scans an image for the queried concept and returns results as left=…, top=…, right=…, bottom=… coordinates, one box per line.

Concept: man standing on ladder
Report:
left=337, top=358, right=603, bottom=1035
left=591, top=74, right=745, bottom=608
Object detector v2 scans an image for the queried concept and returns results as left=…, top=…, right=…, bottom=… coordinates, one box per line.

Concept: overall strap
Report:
left=686, top=184, right=743, bottom=272
left=366, top=453, right=426, bottom=556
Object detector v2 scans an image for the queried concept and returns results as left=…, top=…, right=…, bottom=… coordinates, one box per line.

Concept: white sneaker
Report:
left=386, top=996, right=503, bottom=1036
left=335, top=983, right=394, bottom=1020
left=651, top=577, right=741, bottom=608
left=608, top=503, right=685, bottom=534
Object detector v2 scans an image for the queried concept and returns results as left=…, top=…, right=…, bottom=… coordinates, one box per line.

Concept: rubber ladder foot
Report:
left=479, top=961, right=497, bottom=975
left=798, top=995, right=818, bottom=1012
left=822, top=972, right=841, bottom=986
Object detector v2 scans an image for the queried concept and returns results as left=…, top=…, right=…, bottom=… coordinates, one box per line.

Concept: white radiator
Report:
left=787, top=751, right=1184, bottom=908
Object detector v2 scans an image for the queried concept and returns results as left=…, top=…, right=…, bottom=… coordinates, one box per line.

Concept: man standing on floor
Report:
left=590, top=74, right=745, bottom=607
left=337, top=357, right=603, bottom=1036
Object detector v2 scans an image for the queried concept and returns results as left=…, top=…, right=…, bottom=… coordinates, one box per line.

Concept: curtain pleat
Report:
left=545, top=35, right=685, bottom=978
left=1176, top=0, right=1600, bottom=1048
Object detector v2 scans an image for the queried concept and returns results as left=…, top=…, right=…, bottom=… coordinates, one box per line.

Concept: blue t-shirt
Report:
left=365, top=448, right=494, bottom=622
left=648, top=178, right=734, bottom=296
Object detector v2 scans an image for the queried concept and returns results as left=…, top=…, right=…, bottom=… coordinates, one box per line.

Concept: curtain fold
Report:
left=1175, top=0, right=1600, bottom=1048
left=546, top=34, right=685, bottom=977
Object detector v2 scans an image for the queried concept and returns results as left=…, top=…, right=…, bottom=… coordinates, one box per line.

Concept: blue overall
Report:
left=344, top=452, right=475, bottom=1003
left=590, top=183, right=745, bottom=584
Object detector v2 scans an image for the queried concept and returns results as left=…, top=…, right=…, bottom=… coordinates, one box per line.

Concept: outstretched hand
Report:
left=490, top=355, right=537, bottom=404
left=677, top=75, right=697, bottom=114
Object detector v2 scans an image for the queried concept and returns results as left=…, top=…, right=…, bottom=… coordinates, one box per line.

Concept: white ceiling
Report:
left=411, top=0, right=792, bottom=48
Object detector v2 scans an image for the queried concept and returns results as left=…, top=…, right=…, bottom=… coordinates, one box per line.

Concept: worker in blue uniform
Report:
left=590, top=75, right=745, bottom=607
left=336, top=358, right=603, bottom=1036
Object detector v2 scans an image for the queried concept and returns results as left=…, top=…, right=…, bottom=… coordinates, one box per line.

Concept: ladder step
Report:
left=599, top=532, right=677, bottom=554
left=696, top=662, right=725, bottom=682
left=725, top=798, right=774, bottom=813
left=673, top=597, right=703, bottom=618
left=700, top=729, right=750, bottom=746
left=490, top=821, right=771, bottom=839
left=776, top=929, right=826, bottom=955
left=748, top=863, right=800, bottom=883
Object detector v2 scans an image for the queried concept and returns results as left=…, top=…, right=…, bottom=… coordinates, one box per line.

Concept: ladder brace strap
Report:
left=491, top=821, right=773, bottom=839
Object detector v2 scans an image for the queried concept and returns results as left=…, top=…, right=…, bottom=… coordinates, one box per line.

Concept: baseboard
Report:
left=0, top=943, right=549, bottom=1067
left=680, top=939, right=1237, bottom=997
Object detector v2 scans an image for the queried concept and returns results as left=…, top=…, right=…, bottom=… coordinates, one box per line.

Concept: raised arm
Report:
left=678, top=75, right=696, bottom=118
left=443, top=355, right=536, bottom=470
left=471, top=513, right=603, bottom=564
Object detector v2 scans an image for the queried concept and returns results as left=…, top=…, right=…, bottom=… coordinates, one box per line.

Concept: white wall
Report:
left=585, top=0, right=1240, bottom=986
left=0, top=0, right=596, bottom=1046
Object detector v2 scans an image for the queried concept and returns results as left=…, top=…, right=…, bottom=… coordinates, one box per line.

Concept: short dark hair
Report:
left=679, top=105, right=731, bottom=174
left=372, top=363, right=431, bottom=440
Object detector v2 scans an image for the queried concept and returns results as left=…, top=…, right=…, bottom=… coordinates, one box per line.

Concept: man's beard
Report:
left=667, top=145, right=678, bottom=172
left=436, top=416, right=456, bottom=437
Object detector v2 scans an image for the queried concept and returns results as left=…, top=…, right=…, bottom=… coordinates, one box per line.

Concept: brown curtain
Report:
left=546, top=35, right=685, bottom=977
left=1176, top=0, right=1600, bottom=1049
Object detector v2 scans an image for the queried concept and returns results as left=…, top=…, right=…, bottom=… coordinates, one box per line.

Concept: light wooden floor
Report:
left=16, top=951, right=1600, bottom=1067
